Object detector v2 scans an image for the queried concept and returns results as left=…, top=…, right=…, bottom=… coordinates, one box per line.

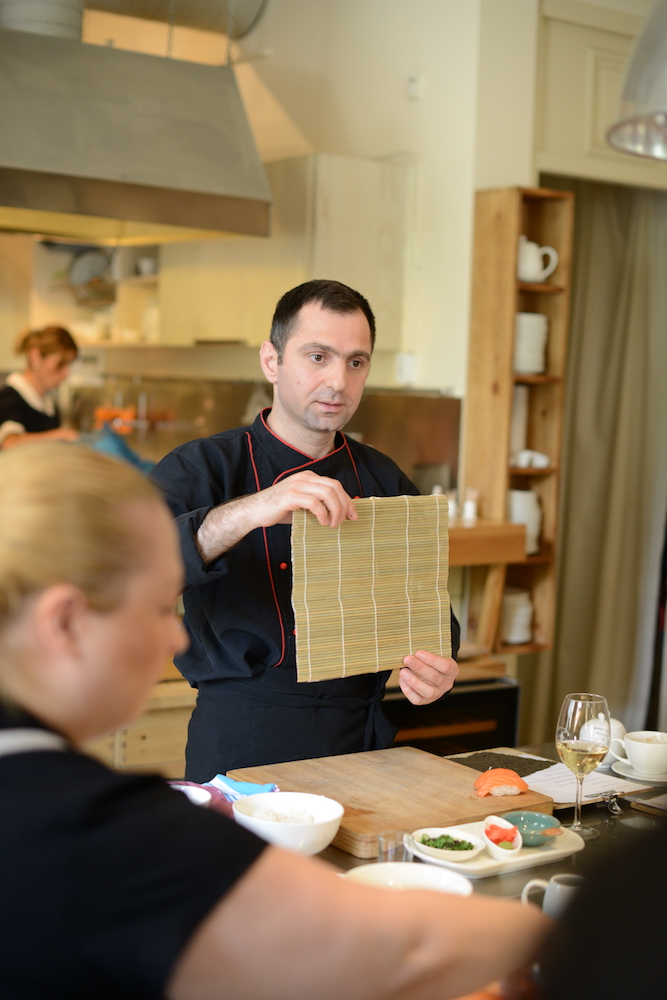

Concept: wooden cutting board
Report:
left=228, top=746, right=554, bottom=858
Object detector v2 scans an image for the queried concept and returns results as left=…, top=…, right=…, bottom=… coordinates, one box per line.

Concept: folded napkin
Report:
left=205, top=774, right=279, bottom=802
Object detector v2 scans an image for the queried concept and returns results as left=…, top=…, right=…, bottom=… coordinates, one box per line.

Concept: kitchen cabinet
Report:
left=0, top=233, right=32, bottom=370
left=112, top=275, right=159, bottom=344
left=158, top=153, right=410, bottom=349
left=537, top=0, right=667, bottom=191
left=461, top=186, right=574, bottom=654
left=110, top=246, right=160, bottom=344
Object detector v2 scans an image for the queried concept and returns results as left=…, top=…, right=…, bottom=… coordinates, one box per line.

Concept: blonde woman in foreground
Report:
left=0, top=443, right=549, bottom=1000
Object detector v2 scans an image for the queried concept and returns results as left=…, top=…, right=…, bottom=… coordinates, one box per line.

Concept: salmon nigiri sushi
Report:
left=473, top=767, right=529, bottom=797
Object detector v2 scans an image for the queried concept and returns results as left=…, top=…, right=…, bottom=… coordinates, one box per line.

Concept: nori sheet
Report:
left=450, top=751, right=555, bottom=777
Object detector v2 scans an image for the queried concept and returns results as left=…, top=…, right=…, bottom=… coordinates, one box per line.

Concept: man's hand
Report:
left=398, top=649, right=459, bottom=705
left=196, top=470, right=357, bottom=563
left=252, top=470, right=358, bottom=529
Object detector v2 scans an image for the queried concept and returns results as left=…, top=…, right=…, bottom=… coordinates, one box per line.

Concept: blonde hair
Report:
left=15, top=325, right=78, bottom=361
left=0, top=443, right=162, bottom=631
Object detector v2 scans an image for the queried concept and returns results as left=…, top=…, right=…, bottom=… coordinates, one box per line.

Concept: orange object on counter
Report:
left=473, top=768, right=529, bottom=797
left=93, top=405, right=136, bottom=435
left=485, top=823, right=519, bottom=845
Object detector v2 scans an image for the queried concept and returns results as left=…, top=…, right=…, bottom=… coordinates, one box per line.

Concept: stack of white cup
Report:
left=508, top=489, right=542, bottom=555
left=514, top=313, right=548, bottom=374
left=501, top=587, right=533, bottom=644
left=509, top=385, right=529, bottom=461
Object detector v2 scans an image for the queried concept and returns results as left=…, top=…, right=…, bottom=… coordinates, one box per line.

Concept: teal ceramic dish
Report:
left=500, top=810, right=562, bottom=847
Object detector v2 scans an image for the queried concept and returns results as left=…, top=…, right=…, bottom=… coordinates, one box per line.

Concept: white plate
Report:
left=344, top=861, right=472, bottom=895
left=611, top=760, right=667, bottom=784
left=69, top=248, right=110, bottom=286
left=410, top=819, right=584, bottom=879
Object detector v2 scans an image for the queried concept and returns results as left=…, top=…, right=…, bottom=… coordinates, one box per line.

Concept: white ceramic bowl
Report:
left=482, top=814, right=523, bottom=861
left=233, top=791, right=344, bottom=855
left=344, top=862, right=472, bottom=895
left=411, top=827, right=486, bottom=862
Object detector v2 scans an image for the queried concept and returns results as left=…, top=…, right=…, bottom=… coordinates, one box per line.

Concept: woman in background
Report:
left=0, top=325, right=79, bottom=449
left=0, top=442, right=549, bottom=1000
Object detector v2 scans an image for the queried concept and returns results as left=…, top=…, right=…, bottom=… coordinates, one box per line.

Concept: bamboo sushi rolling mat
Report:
left=291, top=494, right=451, bottom=683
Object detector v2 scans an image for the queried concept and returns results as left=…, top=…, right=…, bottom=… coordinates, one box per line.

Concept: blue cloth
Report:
left=205, top=775, right=278, bottom=802
left=80, top=424, right=155, bottom=474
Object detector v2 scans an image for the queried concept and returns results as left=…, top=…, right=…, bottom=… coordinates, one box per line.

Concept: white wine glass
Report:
left=555, top=693, right=610, bottom=842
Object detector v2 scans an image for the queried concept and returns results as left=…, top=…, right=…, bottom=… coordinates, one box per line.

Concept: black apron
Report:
left=185, top=667, right=397, bottom=781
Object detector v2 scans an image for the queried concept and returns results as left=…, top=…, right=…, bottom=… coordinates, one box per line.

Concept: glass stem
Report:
left=573, top=774, right=584, bottom=829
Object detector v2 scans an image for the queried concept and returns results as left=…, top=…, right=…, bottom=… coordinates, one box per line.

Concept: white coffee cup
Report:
left=516, top=449, right=550, bottom=469
left=521, top=873, right=586, bottom=919
left=609, top=730, right=667, bottom=774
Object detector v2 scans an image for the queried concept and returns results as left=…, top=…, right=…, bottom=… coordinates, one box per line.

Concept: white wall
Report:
left=246, top=0, right=547, bottom=392
left=80, top=2, right=545, bottom=395
left=243, top=0, right=482, bottom=394
left=474, top=0, right=540, bottom=190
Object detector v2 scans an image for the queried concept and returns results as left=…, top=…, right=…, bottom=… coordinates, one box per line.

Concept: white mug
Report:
left=521, top=873, right=586, bottom=919
left=517, top=236, right=558, bottom=282
left=609, top=730, right=667, bottom=774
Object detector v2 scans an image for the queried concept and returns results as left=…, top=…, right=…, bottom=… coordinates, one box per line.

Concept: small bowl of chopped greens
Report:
left=411, top=827, right=486, bottom=862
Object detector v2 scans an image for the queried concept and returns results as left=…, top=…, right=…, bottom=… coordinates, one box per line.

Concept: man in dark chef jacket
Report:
left=151, top=279, right=460, bottom=781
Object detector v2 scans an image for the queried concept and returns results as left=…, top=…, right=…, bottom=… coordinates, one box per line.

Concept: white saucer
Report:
left=611, top=760, right=667, bottom=784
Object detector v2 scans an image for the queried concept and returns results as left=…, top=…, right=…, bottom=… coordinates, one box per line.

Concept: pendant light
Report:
left=607, top=0, right=667, bottom=159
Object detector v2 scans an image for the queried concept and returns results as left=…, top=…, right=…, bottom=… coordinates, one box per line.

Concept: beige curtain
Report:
left=519, top=178, right=667, bottom=740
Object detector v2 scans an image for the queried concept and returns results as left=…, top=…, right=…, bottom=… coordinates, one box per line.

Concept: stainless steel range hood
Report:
left=0, top=24, right=272, bottom=244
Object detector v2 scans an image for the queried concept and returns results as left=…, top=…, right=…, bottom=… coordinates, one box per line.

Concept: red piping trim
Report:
left=272, top=450, right=345, bottom=485
left=246, top=432, right=287, bottom=668
left=342, top=435, right=364, bottom=497
left=260, top=409, right=318, bottom=459
left=260, top=410, right=348, bottom=484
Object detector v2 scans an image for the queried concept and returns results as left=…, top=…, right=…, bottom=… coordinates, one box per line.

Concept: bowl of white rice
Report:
left=233, top=791, right=344, bottom=855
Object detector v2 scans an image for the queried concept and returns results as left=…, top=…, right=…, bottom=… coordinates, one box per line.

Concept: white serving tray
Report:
left=411, top=820, right=585, bottom=879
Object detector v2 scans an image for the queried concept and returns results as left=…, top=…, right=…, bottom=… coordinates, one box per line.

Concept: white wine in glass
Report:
left=555, top=693, right=610, bottom=842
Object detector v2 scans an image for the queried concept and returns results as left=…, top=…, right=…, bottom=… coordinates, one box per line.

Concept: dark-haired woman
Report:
left=0, top=325, right=79, bottom=449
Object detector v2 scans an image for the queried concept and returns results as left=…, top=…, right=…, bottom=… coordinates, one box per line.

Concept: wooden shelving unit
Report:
left=462, top=186, right=574, bottom=654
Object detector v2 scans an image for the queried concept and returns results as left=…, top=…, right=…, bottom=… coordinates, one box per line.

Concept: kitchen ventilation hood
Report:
left=0, top=25, right=272, bottom=244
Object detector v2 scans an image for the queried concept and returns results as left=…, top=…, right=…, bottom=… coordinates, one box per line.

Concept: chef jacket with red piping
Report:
left=150, top=409, right=460, bottom=775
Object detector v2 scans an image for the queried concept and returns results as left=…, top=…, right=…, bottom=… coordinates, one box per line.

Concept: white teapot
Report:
left=580, top=715, right=626, bottom=768
left=517, top=235, right=558, bottom=282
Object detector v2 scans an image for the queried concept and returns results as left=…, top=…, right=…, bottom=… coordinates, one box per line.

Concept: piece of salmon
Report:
left=473, top=767, right=529, bottom=797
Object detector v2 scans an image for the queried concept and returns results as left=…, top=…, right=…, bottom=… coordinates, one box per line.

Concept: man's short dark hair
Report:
left=270, top=279, right=376, bottom=361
